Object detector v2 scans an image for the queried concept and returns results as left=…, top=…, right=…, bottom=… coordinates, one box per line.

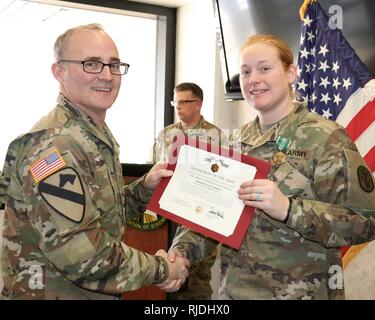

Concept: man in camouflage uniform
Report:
left=153, top=82, right=222, bottom=299
left=169, top=34, right=375, bottom=299
left=0, top=23, right=189, bottom=299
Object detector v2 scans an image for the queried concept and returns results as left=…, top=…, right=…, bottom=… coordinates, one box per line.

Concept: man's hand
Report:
left=155, top=249, right=190, bottom=292
left=144, top=163, right=173, bottom=191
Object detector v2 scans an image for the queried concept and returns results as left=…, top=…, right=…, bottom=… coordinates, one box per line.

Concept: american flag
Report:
left=30, top=149, right=65, bottom=183
left=295, top=1, right=375, bottom=175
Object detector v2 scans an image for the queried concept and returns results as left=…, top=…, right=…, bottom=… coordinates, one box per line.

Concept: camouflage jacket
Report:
left=152, top=116, right=223, bottom=163
left=0, top=94, right=168, bottom=299
left=171, top=102, right=375, bottom=300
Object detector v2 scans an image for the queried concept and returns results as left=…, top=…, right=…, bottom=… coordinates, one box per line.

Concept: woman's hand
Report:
left=238, top=179, right=290, bottom=222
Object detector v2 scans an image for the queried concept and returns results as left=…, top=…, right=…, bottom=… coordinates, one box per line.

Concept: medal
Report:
left=273, top=136, right=291, bottom=165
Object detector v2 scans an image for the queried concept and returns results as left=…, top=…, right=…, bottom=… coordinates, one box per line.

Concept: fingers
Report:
left=238, top=186, right=268, bottom=197
left=156, top=253, right=190, bottom=292
left=144, top=163, right=173, bottom=190
left=238, top=179, right=290, bottom=221
left=166, top=249, right=184, bottom=263
left=156, top=249, right=183, bottom=263
left=239, top=179, right=269, bottom=188
left=155, top=249, right=167, bottom=259
left=155, top=169, right=174, bottom=180
left=156, top=279, right=183, bottom=292
left=154, top=161, right=168, bottom=170
left=238, top=179, right=277, bottom=202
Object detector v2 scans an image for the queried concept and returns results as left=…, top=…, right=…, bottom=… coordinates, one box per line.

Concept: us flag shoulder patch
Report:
left=30, top=149, right=66, bottom=183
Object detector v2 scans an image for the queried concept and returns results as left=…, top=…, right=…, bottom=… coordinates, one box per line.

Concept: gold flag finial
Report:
left=299, top=0, right=317, bottom=21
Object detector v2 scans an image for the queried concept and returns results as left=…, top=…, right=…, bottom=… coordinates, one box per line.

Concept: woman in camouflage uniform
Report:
left=168, top=34, right=375, bottom=299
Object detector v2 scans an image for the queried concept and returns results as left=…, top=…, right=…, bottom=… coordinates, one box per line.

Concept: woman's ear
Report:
left=287, top=64, right=297, bottom=84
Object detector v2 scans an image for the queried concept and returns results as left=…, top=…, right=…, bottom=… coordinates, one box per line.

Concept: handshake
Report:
left=155, top=249, right=191, bottom=292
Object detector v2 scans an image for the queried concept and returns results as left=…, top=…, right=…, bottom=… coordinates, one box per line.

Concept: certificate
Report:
left=146, top=137, right=270, bottom=249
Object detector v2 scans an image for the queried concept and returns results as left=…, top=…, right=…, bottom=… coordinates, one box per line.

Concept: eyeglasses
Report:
left=170, top=99, right=198, bottom=107
left=58, top=59, right=130, bottom=75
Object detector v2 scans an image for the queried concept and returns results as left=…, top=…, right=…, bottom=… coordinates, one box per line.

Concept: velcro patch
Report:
left=30, top=149, right=65, bottom=183
left=357, top=166, right=374, bottom=193
left=38, top=167, right=85, bottom=223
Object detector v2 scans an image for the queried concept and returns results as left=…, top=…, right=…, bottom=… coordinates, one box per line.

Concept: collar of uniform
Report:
left=177, top=115, right=205, bottom=134
left=240, top=102, right=307, bottom=150
left=56, top=93, right=118, bottom=153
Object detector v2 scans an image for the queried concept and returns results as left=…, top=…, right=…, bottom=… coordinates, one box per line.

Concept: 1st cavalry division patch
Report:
left=38, top=167, right=85, bottom=223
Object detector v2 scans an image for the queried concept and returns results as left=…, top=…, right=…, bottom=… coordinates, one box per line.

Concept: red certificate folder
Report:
left=146, top=136, right=271, bottom=249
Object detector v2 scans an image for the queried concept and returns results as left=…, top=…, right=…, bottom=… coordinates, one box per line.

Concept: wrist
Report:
left=154, top=255, right=169, bottom=284
left=282, top=198, right=292, bottom=223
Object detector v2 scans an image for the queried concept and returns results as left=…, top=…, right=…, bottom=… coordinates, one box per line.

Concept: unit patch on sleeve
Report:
left=357, top=165, right=375, bottom=193
left=127, top=210, right=167, bottom=231
left=30, top=149, right=66, bottom=183
left=38, top=167, right=85, bottom=223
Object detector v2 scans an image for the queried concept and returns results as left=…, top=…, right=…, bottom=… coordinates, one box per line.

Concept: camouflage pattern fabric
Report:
left=153, top=117, right=223, bottom=300
left=0, top=94, right=168, bottom=299
left=152, top=116, right=224, bottom=164
left=171, top=102, right=375, bottom=300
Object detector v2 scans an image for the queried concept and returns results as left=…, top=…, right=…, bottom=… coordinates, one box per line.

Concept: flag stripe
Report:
left=355, top=122, right=375, bottom=160
left=364, top=146, right=375, bottom=173
left=345, top=99, right=375, bottom=142
left=33, top=160, right=65, bottom=180
left=33, top=159, right=63, bottom=175
left=336, top=79, right=375, bottom=127
left=30, top=150, right=65, bottom=183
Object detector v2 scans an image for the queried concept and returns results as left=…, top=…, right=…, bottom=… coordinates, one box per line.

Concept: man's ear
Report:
left=51, top=62, right=63, bottom=82
left=196, top=100, right=203, bottom=112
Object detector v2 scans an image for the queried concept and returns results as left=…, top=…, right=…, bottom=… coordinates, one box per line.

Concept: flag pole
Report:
left=299, top=0, right=316, bottom=21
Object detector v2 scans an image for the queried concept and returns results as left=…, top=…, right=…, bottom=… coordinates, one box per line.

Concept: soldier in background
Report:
left=153, top=82, right=223, bottom=299
left=0, top=23, right=190, bottom=299
left=165, top=34, right=375, bottom=299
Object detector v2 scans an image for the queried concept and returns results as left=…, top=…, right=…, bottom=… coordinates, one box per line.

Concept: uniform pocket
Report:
left=273, top=161, right=315, bottom=199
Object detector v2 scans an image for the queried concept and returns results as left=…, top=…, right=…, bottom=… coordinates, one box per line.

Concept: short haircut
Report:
left=175, top=82, right=203, bottom=101
left=54, top=23, right=105, bottom=61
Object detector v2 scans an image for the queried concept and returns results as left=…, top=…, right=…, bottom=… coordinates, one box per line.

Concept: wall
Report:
left=175, top=0, right=256, bottom=130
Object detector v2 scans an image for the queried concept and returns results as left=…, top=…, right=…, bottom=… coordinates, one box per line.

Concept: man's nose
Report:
left=98, top=65, right=113, bottom=80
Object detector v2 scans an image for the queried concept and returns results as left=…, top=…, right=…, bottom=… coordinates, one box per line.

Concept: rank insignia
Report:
left=38, top=167, right=85, bottom=223
left=272, top=151, right=286, bottom=165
